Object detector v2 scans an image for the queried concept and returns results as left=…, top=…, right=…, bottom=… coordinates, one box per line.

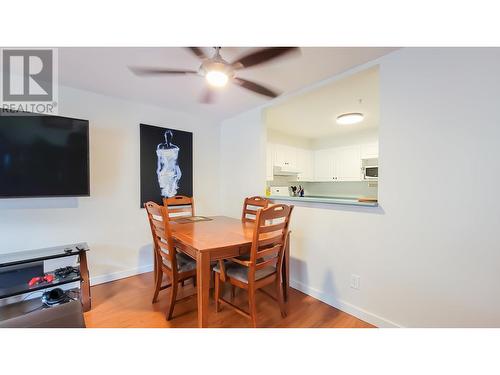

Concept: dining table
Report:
left=170, top=215, right=290, bottom=328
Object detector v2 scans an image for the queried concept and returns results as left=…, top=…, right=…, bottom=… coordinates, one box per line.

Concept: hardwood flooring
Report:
left=84, top=272, right=374, bottom=328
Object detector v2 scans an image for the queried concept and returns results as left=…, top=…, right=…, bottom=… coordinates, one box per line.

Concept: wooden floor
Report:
left=84, top=272, right=374, bottom=328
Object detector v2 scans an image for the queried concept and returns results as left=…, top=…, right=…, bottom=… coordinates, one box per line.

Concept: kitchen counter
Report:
left=267, top=195, right=378, bottom=207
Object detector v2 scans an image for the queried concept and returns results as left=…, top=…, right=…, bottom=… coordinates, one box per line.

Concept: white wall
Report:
left=219, top=108, right=266, bottom=212
left=220, top=48, right=500, bottom=327
left=0, top=86, right=220, bottom=284
left=311, top=128, right=378, bottom=150
left=267, top=128, right=313, bottom=149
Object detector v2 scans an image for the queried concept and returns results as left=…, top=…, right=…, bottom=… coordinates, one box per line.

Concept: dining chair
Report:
left=163, top=195, right=195, bottom=220
left=162, top=195, right=196, bottom=286
left=214, top=204, right=294, bottom=327
left=144, top=201, right=197, bottom=320
left=241, top=196, right=269, bottom=222
left=229, top=195, right=271, bottom=298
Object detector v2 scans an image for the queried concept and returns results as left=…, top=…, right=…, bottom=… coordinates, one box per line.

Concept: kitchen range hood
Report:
left=273, top=166, right=301, bottom=176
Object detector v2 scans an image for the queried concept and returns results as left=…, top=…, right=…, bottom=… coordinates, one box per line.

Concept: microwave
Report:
left=363, top=165, right=378, bottom=180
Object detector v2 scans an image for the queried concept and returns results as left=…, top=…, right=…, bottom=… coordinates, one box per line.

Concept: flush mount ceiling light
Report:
left=336, top=112, right=364, bottom=125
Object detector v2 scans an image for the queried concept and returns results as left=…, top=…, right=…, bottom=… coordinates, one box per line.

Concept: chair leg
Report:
left=248, top=287, right=257, bottom=328
left=214, top=273, right=221, bottom=312
left=231, top=285, right=236, bottom=300
left=276, top=276, right=287, bottom=318
left=152, top=269, right=163, bottom=304
left=167, top=279, right=178, bottom=321
left=153, top=252, right=158, bottom=283
left=181, top=280, right=185, bottom=287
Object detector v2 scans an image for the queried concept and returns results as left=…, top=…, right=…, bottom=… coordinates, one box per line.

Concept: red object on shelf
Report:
left=28, top=274, right=55, bottom=287
left=28, top=277, right=42, bottom=287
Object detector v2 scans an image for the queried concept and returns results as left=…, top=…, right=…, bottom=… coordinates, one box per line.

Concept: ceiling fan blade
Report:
left=232, top=78, right=280, bottom=98
left=231, top=47, right=299, bottom=69
left=129, top=67, right=198, bottom=76
left=187, top=47, right=208, bottom=60
left=199, top=89, right=214, bottom=104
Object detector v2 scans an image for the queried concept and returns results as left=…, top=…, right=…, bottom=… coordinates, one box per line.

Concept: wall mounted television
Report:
left=0, top=111, right=90, bottom=198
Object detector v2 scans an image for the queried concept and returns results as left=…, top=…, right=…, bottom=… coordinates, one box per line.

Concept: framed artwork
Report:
left=140, top=123, right=193, bottom=207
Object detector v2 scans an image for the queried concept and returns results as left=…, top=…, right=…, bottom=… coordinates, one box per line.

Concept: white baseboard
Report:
left=90, top=264, right=154, bottom=286
left=290, top=279, right=402, bottom=328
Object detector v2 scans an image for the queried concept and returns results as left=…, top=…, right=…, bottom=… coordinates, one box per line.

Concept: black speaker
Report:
left=41, top=288, right=70, bottom=307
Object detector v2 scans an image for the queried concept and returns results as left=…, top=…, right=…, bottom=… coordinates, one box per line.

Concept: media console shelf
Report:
left=0, top=243, right=91, bottom=313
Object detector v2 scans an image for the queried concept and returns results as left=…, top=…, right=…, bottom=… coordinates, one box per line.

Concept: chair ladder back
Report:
left=144, top=201, right=177, bottom=270
left=163, top=195, right=195, bottom=219
left=249, top=204, right=294, bottom=279
left=242, top=196, right=269, bottom=222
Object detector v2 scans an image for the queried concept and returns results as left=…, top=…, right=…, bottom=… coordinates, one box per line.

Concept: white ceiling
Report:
left=58, top=47, right=396, bottom=122
left=265, top=66, right=379, bottom=140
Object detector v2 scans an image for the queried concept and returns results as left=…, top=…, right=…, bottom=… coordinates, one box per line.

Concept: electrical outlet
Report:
left=350, top=274, right=361, bottom=290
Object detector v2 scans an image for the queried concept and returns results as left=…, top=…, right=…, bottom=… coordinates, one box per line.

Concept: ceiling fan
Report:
left=129, top=47, right=299, bottom=103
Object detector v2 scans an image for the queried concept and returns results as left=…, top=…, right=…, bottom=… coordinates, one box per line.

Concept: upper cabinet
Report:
left=268, top=143, right=313, bottom=180
left=274, top=144, right=298, bottom=170
left=360, top=142, right=379, bottom=159
left=313, top=148, right=334, bottom=181
left=296, top=148, right=314, bottom=181
left=313, top=145, right=361, bottom=181
left=267, top=141, right=372, bottom=182
left=335, top=145, right=362, bottom=181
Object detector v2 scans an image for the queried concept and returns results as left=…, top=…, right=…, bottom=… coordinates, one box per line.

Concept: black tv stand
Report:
left=0, top=243, right=91, bottom=316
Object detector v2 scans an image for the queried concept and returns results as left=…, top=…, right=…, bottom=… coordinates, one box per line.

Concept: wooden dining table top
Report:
left=169, top=216, right=255, bottom=252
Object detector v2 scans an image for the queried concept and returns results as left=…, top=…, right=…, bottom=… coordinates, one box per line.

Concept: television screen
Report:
left=0, top=112, right=89, bottom=198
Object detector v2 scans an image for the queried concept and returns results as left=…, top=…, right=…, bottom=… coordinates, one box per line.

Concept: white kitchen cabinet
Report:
left=361, top=142, right=379, bottom=159
left=314, top=148, right=334, bottom=181
left=267, top=142, right=365, bottom=182
left=266, top=143, right=275, bottom=181
left=273, top=144, right=297, bottom=170
left=313, top=146, right=362, bottom=182
left=267, top=143, right=313, bottom=179
left=296, top=148, right=314, bottom=181
left=336, top=145, right=362, bottom=181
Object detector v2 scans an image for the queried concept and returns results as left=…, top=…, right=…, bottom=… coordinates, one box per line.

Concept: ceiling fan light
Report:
left=336, top=112, right=364, bottom=125
left=206, top=70, right=229, bottom=87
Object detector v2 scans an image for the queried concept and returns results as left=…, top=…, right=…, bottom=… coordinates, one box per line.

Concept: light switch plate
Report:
left=350, top=274, right=361, bottom=290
